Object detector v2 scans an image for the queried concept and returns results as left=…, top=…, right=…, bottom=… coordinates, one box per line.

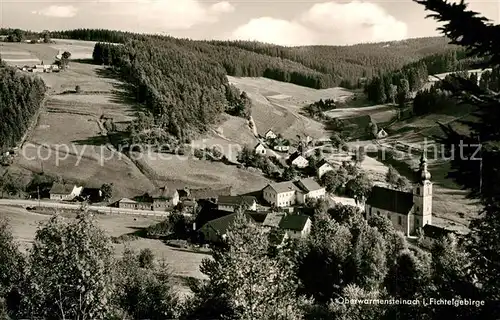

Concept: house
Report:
left=262, top=211, right=287, bottom=228
left=365, top=151, right=432, bottom=236
left=149, top=186, right=180, bottom=210
left=254, top=143, right=266, bottom=155
left=288, top=152, right=309, bottom=168
left=49, top=183, right=83, bottom=201
left=198, top=212, right=256, bottom=243
left=421, top=224, right=454, bottom=247
left=274, top=144, right=290, bottom=152
left=263, top=181, right=300, bottom=207
left=317, top=159, right=334, bottom=178
left=188, top=186, right=232, bottom=201
left=262, top=178, right=325, bottom=207
left=278, top=214, right=312, bottom=239
left=376, top=129, right=388, bottom=139
left=216, top=195, right=257, bottom=212
left=117, top=198, right=139, bottom=209
left=265, top=129, right=277, bottom=140
left=294, top=178, right=326, bottom=203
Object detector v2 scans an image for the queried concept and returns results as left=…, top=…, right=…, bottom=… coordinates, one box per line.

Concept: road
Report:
left=0, top=199, right=175, bottom=217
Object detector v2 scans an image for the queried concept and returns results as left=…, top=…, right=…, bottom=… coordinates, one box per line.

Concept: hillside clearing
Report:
left=228, top=76, right=352, bottom=140
left=138, top=153, right=271, bottom=195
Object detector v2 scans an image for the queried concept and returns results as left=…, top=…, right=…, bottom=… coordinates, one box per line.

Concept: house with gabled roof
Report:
left=288, top=152, right=309, bottom=168
left=365, top=151, right=432, bottom=236
left=217, top=195, right=257, bottom=212
left=262, top=178, right=325, bottom=207
left=317, top=159, right=334, bottom=178
left=49, top=183, right=83, bottom=201
left=198, top=212, right=256, bottom=243
left=278, top=214, right=312, bottom=239
left=376, top=128, right=388, bottom=139
left=254, top=143, right=266, bottom=155
left=265, top=129, right=277, bottom=139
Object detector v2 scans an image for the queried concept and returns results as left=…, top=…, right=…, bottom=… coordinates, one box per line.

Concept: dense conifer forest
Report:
left=2, top=28, right=470, bottom=89
left=0, top=60, right=46, bottom=151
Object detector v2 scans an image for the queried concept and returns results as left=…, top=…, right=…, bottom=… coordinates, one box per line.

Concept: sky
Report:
left=0, top=0, right=498, bottom=46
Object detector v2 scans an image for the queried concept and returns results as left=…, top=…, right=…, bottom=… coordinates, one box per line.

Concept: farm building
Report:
left=265, top=129, right=277, bottom=139
left=198, top=212, right=256, bottom=243
left=278, top=214, right=312, bottom=239
left=317, top=159, right=334, bottom=178
left=49, top=183, right=83, bottom=201
left=178, top=186, right=232, bottom=202
left=376, top=129, right=388, bottom=139
left=254, top=143, right=266, bottom=155
left=139, top=186, right=179, bottom=211
left=274, top=144, right=290, bottom=152
left=365, top=151, right=432, bottom=236
left=262, top=177, right=325, bottom=207
left=216, top=195, right=257, bottom=212
left=117, top=198, right=140, bottom=209
left=420, top=224, right=455, bottom=248
left=288, top=152, right=309, bottom=168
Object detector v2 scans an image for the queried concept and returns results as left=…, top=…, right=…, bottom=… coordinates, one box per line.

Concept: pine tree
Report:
left=415, top=0, right=500, bottom=314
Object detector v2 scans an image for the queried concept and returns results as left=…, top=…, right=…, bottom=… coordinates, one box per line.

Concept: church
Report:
left=365, top=151, right=432, bottom=236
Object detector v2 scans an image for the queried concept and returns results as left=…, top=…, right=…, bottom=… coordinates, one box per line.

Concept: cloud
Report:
left=32, top=5, right=78, bottom=18
left=100, top=0, right=235, bottom=31
left=230, top=1, right=408, bottom=45
left=209, top=1, right=235, bottom=14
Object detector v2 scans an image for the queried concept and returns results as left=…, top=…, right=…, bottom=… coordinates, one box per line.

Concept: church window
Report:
left=398, top=216, right=402, bottom=225
left=416, top=187, right=420, bottom=195
left=416, top=206, right=419, bottom=213
left=416, top=218, right=420, bottom=225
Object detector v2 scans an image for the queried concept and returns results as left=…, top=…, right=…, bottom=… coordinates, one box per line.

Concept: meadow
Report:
left=0, top=205, right=207, bottom=296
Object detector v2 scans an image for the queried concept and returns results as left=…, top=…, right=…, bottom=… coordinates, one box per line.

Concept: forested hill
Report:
left=2, top=28, right=469, bottom=89
left=0, top=60, right=46, bottom=152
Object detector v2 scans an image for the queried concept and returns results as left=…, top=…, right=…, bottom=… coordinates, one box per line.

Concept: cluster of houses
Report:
left=17, top=63, right=59, bottom=73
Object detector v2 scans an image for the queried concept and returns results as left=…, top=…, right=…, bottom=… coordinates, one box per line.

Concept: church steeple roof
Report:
left=418, top=150, right=431, bottom=182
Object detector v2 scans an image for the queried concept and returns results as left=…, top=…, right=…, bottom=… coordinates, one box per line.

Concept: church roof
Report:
left=366, top=186, right=414, bottom=215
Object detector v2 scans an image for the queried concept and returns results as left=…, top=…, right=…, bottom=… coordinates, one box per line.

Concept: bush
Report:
left=138, top=248, right=155, bottom=269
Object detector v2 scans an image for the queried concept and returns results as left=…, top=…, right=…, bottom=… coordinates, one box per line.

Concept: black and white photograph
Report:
left=0, top=0, right=499, bottom=319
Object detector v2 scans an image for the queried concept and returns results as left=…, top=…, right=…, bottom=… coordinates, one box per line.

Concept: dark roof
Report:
left=423, top=224, right=454, bottom=240
left=190, top=186, right=232, bottom=200
left=295, top=178, right=323, bottom=193
left=218, top=195, right=256, bottom=206
left=201, top=212, right=255, bottom=235
left=254, top=143, right=265, bottom=149
left=49, top=183, right=75, bottom=195
left=288, top=151, right=305, bottom=163
left=366, top=186, right=414, bottom=215
left=246, top=210, right=268, bottom=223
left=317, top=158, right=330, bottom=167
left=279, top=214, right=310, bottom=231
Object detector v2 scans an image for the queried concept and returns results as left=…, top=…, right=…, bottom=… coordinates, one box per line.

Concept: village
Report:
left=21, top=124, right=453, bottom=251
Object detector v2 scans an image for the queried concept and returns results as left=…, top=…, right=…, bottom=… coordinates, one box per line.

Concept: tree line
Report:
left=2, top=28, right=471, bottom=89
left=0, top=60, right=46, bottom=152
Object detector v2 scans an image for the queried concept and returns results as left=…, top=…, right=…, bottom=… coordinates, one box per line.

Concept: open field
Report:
left=228, top=76, right=353, bottom=141
left=0, top=205, right=207, bottom=296
left=2, top=41, right=154, bottom=199
left=138, top=153, right=271, bottom=195
left=325, top=104, right=397, bottom=124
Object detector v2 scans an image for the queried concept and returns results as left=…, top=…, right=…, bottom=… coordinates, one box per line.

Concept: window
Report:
left=416, top=218, right=420, bottom=225
left=416, top=206, right=419, bottom=213
left=416, top=187, right=420, bottom=195
left=398, top=216, right=402, bottom=225
left=377, top=211, right=380, bottom=215
left=387, top=213, right=390, bottom=219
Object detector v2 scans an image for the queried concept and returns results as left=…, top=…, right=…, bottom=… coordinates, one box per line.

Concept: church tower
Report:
left=412, top=151, right=432, bottom=233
